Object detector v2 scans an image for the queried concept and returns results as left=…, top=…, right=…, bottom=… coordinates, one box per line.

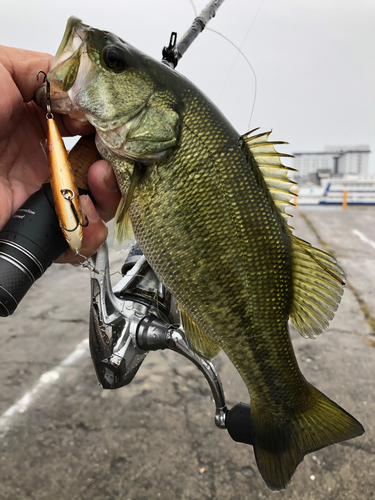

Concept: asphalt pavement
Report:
left=0, top=206, right=374, bottom=500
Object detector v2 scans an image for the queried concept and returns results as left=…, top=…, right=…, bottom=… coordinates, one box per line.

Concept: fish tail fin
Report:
left=252, top=383, right=364, bottom=491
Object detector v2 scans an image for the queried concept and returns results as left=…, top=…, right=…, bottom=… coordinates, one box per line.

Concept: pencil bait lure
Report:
left=37, top=71, right=88, bottom=255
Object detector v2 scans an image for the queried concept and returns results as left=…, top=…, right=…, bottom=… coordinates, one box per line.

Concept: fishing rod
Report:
left=162, top=0, right=227, bottom=68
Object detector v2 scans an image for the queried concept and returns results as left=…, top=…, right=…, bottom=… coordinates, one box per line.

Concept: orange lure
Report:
left=46, top=117, right=87, bottom=254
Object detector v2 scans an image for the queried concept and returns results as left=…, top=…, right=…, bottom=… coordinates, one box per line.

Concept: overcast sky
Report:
left=2, top=0, right=374, bottom=172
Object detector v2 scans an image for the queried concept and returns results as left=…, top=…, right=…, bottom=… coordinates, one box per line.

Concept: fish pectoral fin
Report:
left=289, top=235, right=346, bottom=338
left=114, top=162, right=145, bottom=244
left=123, top=162, right=146, bottom=215
left=253, top=383, right=364, bottom=491
left=178, top=305, right=221, bottom=361
left=114, top=198, right=134, bottom=244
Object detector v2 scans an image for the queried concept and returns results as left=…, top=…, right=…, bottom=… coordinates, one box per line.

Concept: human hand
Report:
left=0, top=46, right=121, bottom=263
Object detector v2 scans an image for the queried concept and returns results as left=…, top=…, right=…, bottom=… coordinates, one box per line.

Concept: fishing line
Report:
left=186, top=0, right=265, bottom=130
left=206, top=27, right=258, bottom=130
left=188, top=0, right=198, bottom=16
left=76, top=252, right=123, bottom=278
left=213, top=0, right=266, bottom=129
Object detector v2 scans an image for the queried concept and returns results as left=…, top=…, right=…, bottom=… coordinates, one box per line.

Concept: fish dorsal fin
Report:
left=289, top=236, right=346, bottom=338
left=178, top=305, right=221, bottom=360
left=114, top=197, right=134, bottom=244
left=242, top=129, right=297, bottom=225
left=243, top=129, right=346, bottom=338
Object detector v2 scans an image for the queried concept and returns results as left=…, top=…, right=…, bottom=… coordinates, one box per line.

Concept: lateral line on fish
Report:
left=217, top=314, right=289, bottom=341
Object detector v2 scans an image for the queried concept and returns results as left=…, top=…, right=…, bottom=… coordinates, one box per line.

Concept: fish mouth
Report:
left=49, top=16, right=89, bottom=93
left=34, top=17, right=92, bottom=120
left=33, top=82, right=86, bottom=120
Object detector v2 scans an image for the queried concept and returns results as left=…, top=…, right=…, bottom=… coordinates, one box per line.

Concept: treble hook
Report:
left=60, top=189, right=89, bottom=231
left=37, top=70, right=53, bottom=119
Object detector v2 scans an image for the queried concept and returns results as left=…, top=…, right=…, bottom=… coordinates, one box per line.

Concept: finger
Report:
left=32, top=89, right=95, bottom=138
left=0, top=46, right=94, bottom=137
left=54, top=195, right=108, bottom=264
left=87, top=160, right=122, bottom=222
left=0, top=46, right=53, bottom=102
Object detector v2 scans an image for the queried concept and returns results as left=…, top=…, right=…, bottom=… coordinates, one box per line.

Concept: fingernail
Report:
left=80, top=195, right=99, bottom=222
left=103, top=162, right=119, bottom=192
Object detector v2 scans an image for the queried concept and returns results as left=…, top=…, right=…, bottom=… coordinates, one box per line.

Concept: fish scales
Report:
left=127, top=87, right=299, bottom=400
left=43, top=17, right=364, bottom=491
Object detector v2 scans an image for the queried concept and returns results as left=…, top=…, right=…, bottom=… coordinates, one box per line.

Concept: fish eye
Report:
left=102, top=45, right=127, bottom=72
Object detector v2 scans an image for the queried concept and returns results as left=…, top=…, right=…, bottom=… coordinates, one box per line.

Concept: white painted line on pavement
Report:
left=353, top=230, right=375, bottom=251
left=0, top=338, right=89, bottom=435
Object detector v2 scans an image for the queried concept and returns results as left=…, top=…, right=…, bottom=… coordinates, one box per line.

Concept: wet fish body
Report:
left=43, top=17, right=364, bottom=490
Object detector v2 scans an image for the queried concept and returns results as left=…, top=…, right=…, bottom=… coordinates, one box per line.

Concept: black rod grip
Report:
left=0, top=184, right=72, bottom=316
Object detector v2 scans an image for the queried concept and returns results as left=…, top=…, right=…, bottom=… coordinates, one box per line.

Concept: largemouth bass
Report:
left=41, top=17, right=364, bottom=490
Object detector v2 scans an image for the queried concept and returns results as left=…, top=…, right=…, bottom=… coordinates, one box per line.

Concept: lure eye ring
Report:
left=61, top=188, right=74, bottom=200
left=102, top=45, right=127, bottom=72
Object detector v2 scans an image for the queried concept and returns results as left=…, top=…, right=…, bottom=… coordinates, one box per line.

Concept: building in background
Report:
left=292, top=145, right=371, bottom=184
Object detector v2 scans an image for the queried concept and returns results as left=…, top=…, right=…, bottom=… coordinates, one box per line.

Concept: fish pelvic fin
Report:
left=114, top=162, right=146, bottom=245
left=252, top=383, right=364, bottom=491
left=178, top=305, right=221, bottom=360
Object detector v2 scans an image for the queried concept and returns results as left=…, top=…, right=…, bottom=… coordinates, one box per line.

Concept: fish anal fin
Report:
left=253, top=383, right=364, bottom=491
left=179, top=305, right=221, bottom=360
